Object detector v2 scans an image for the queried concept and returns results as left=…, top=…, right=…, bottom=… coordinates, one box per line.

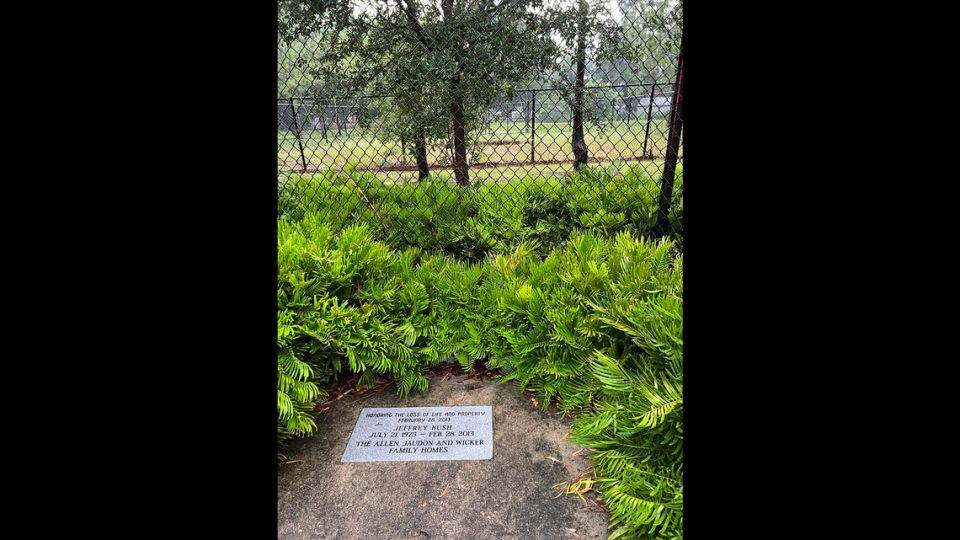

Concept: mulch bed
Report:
left=312, top=360, right=502, bottom=415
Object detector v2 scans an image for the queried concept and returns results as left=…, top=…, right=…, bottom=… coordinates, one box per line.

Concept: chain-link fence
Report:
left=278, top=0, right=683, bottom=253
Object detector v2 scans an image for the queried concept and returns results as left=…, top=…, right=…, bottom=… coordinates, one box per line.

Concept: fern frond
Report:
left=277, top=390, right=294, bottom=420
left=588, top=351, right=635, bottom=393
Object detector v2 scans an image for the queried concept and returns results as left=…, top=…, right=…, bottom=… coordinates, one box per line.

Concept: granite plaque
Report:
left=341, top=406, right=493, bottom=462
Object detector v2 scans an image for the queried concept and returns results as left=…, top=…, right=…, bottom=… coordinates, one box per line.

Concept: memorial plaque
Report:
left=341, top=406, right=493, bottom=462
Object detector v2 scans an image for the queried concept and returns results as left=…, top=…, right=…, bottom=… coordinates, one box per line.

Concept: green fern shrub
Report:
left=277, top=218, right=456, bottom=459
left=459, top=232, right=679, bottom=410
left=277, top=309, right=324, bottom=461
left=427, top=230, right=683, bottom=539
left=569, top=264, right=683, bottom=540
left=277, top=165, right=682, bottom=260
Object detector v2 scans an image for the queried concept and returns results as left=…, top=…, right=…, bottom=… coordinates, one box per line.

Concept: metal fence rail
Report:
left=278, top=84, right=677, bottom=172
left=278, top=0, right=683, bottom=251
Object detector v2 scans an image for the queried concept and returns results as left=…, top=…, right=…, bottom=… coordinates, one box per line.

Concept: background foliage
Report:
left=278, top=163, right=682, bottom=260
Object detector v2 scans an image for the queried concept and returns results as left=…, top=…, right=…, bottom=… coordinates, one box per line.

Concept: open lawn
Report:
left=278, top=119, right=682, bottom=181
left=282, top=159, right=681, bottom=187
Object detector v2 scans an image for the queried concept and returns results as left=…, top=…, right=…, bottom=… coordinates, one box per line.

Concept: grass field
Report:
left=281, top=159, right=682, bottom=187
left=278, top=118, right=682, bottom=182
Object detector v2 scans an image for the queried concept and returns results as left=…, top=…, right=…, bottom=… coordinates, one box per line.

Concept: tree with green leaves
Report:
left=281, top=0, right=556, bottom=186
left=621, top=0, right=683, bottom=85
left=546, top=0, right=626, bottom=170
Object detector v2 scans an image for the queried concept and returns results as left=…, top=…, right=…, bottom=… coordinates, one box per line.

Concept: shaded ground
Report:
left=277, top=365, right=610, bottom=540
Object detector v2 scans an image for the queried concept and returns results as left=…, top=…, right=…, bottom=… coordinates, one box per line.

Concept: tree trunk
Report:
left=416, top=125, right=429, bottom=181
left=572, top=1, right=588, bottom=171
left=442, top=0, right=469, bottom=186
left=450, top=88, right=469, bottom=186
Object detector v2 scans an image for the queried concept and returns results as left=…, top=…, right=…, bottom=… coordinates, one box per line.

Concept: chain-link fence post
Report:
left=642, top=83, right=656, bottom=158
left=655, top=37, right=683, bottom=236
left=288, top=97, right=307, bottom=172
left=530, top=90, right=536, bottom=164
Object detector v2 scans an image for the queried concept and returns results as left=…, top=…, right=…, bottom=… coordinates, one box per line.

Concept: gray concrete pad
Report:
left=278, top=371, right=610, bottom=540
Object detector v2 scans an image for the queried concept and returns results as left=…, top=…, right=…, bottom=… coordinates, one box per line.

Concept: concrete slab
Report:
left=277, top=371, right=610, bottom=540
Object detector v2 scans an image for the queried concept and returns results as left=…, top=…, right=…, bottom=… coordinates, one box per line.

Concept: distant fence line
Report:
left=277, top=83, right=675, bottom=134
